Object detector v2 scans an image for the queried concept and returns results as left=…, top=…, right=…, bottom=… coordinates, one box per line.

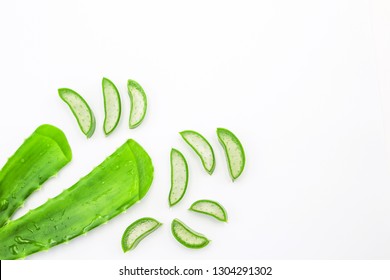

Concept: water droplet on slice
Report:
left=0, top=199, right=9, bottom=211
left=9, top=245, right=19, bottom=255
left=15, top=236, right=33, bottom=244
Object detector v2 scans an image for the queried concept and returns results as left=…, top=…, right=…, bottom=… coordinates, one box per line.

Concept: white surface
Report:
left=0, top=0, right=389, bottom=259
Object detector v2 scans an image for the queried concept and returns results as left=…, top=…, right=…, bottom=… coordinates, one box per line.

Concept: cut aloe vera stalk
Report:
left=121, top=217, right=162, bottom=252
left=127, top=140, right=154, bottom=200
left=0, top=124, right=72, bottom=228
left=169, top=149, right=189, bottom=207
left=0, top=139, right=154, bottom=259
left=102, top=77, right=121, bottom=135
left=180, top=130, right=215, bottom=175
left=216, top=128, right=245, bottom=181
left=127, top=79, right=147, bottom=128
left=58, top=88, right=96, bottom=138
left=189, top=200, right=228, bottom=222
left=171, top=219, right=210, bottom=249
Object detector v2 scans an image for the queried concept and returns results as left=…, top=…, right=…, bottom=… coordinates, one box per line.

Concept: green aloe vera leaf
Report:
left=189, top=199, right=228, bottom=222
left=127, top=140, right=154, bottom=200
left=127, top=79, right=147, bottom=129
left=171, top=219, right=210, bottom=249
left=179, top=130, right=215, bottom=174
left=168, top=149, right=189, bottom=207
left=0, top=124, right=72, bottom=228
left=216, top=128, right=246, bottom=181
left=0, top=139, right=154, bottom=260
left=58, top=88, right=96, bottom=138
left=121, top=217, right=162, bottom=252
left=102, top=77, right=121, bottom=135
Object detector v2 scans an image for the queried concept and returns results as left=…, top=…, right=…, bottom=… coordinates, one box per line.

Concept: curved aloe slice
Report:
left=169, top=149, right=189, bottom=207
left=58, top=88, right=96, bottom=138
left=216, top=128, right=245, bottom=181
left=102, top=78, right=121, bottom=135
left=179, top=130, right=215, bottom=174
left=171, top=219, right=210, bottom=249
left=0, top=139, right=153, bottom=259
left=189, top=200, right=228, bottom=222
left=0, top=124, right=72, bottom=228
left=127, top=79, right=147, bottom=128
left=121, top=217, right=162, bottom=252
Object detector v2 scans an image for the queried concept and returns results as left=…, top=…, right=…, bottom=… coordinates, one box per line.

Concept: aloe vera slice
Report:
left=121, top=217, right=162, bottom=252
left=0, top=124, right=72, bottom=228
left=127, top=79, right=147, bottom=128
left=171, top=219, right=210, bottom=249
left=216, top=128, right=246, bottom=181
left=0, top=139, right=153, bottom=259
left=180, top=130, right=215, bottom=174
left=169, top=149, right=189, bottom=207
left=102, top=77, right=121, bottom=135
left=58, top=88, right=96, bottom=138
left=189, top=200, right=228, bottom=222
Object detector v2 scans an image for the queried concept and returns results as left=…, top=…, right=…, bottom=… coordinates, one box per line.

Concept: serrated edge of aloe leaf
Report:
left=189, top=199, right=228, bottom=222
left=179, top=130, right=216, bottom=175
left=171, top=218, right=210, bottom=249
left=168, top=148, right=189, bottom=207
left=121, top=217, right=162, bottom=253
left=102, top=77, right=121, bottom=135
left=127, top=79, right=147, bottom=129
left=216, top=128, right=246, bottom=181
left=58, top=88, right=96, bottom=138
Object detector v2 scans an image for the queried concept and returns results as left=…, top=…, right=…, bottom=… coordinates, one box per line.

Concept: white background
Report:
left=0, top=0, right=390, bottom=260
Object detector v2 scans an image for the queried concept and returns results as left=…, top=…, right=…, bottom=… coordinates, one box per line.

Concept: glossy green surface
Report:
left=0, top=125, right=72, bottom=228
left=0, top=139, right=153, bottom=259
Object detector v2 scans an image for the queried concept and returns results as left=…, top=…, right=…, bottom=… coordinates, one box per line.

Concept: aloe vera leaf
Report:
left=127, top=79, right=147, bottom=129
left=0, top=124, right=72, bottom=228
left=58, top=88, right=96, bottom=138
left=102, top=77, right=121, bottom=135
left=0, top=139, right=153, bottom=260
left=121, top=217, right=162, bottom=252
left=127, top=140, right=154, bottom=199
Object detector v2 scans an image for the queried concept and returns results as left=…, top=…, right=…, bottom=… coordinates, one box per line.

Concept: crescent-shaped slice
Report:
left=128, top=79, right=147, bottom=128
left=121, top=217, right=162, bottom=252
left=102, top=77, right=121, bottom=135
left=180, top=130, right=215, bottom=174
left=58, top=88, right=96, bottom=138
left=171, top=219, right=210, bottom=249
left=217, top=128, right=245, bottom=181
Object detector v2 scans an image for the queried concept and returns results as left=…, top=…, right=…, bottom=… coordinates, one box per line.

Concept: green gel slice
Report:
left=102, top=77, right=121, bottom=135
left=121, top=217, right=162, bottom=252
left=189, top=199, right=228, bottom=222
left=127, top=79, right=147, bottom=129
left=180, top=130, right=215, bottom=174
left=59, top=88, right=96, bottom=138
left=171, top=219, right=210, bottom=249
left=216, top=128, right=246, bottom=181
left=168, top=149, right=189, bottom=207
